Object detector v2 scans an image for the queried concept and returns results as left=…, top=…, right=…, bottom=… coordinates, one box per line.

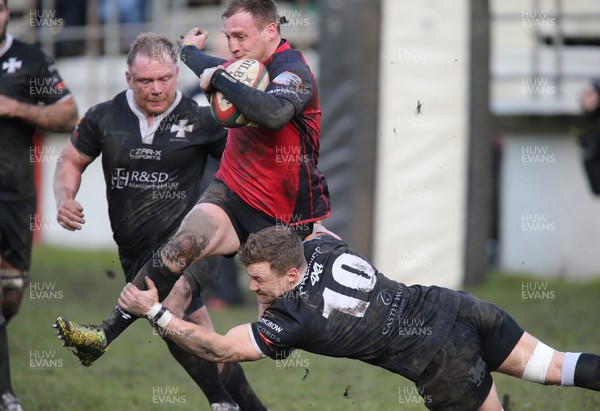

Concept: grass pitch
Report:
left=8, top=246, right=600, bottom=410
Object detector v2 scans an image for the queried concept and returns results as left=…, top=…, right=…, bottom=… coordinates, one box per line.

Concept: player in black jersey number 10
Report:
left=120, top=225, right=600, bottom=411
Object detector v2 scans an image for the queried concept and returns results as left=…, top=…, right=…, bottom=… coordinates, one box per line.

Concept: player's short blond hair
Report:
left=126, top=32, right=177, bottom=67
left=237, top=226, right=305, bottom=276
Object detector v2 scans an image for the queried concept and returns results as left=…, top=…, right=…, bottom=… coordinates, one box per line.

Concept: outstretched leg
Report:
left=496, top=331, right=600, bottom=390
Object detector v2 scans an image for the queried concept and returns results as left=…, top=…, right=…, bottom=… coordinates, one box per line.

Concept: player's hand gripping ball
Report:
left=209, top=59, right=270, bottom=128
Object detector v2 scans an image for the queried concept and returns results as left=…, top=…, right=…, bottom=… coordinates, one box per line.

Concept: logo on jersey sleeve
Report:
left=269, top=71, right=309, bottom=98
left=2, top=57, right=22, bottom=74
left=257, top=317, right=283, bottom=344
left=273, top=71, right=302, bottom=88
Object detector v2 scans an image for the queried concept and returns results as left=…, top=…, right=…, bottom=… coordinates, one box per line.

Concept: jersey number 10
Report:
left=322, top=253, right=377, bottom=319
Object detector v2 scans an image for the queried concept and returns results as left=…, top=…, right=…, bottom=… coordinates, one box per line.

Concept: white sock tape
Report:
left=561, top=352, right=582, bottom=386
left=522, top=341, right=555, bottom=383
left=1, top=268, right=29, bottom=290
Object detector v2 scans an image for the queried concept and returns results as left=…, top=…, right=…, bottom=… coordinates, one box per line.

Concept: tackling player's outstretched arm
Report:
left=162, top=318, right=262, bottom=363
left=119, top=277, right=263, bottom=363
left=54, top=140, right=93, bottom=231
left=0, top=94, right=78, bottom=132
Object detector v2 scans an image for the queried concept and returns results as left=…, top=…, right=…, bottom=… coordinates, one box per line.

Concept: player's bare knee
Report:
left=162, top=232, right=210, bottom=273
left=160, top=243, right=189, bottom=274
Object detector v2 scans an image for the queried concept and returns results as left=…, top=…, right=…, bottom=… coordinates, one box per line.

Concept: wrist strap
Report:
left=145, top=303, right=162, bottom=320
left=157, top=310, right=173, bottom=328
left=153, top=306, right=168, bottom=322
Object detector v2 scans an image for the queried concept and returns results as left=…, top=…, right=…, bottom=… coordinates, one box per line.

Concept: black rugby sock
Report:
left=101, top=254, right=179, bottom=345
left=221, top=362, right=269, bottom=411
left=99, top=304, right=137, bottom=345
left=0, top=323, right=13, bottom=394
left=574, top=354, right=600, bottom=391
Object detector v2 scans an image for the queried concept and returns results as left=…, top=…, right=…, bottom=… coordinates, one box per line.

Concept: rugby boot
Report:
left=53, top=317, right=107, bottom=367
left=0, top=392, right=23, bottom=411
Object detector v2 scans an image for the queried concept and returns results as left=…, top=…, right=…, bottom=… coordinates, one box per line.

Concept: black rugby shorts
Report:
left=414, top=291, right=524, bottom=411
left=198, top=179, right=314, bottom=249
left=0, top=198, right=36, bottom=272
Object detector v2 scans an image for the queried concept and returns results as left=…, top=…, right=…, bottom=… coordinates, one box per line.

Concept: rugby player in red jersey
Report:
left=55, top=3, right=329, bottom=408
left=54, top=32, right=266, bottom=411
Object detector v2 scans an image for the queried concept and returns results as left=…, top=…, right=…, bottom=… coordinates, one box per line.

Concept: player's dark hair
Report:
left=222, top=0, right=278, bottom=30
left=127, top=32, right=177, bottom=67
left=238, top=226, right=305, bottom=276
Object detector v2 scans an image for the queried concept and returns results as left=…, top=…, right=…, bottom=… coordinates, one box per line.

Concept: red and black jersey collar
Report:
left=265, top=38, right=291, bottom=65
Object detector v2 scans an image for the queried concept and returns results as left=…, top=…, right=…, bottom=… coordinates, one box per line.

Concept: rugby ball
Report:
left=209, top=58, right=270, bottom=128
